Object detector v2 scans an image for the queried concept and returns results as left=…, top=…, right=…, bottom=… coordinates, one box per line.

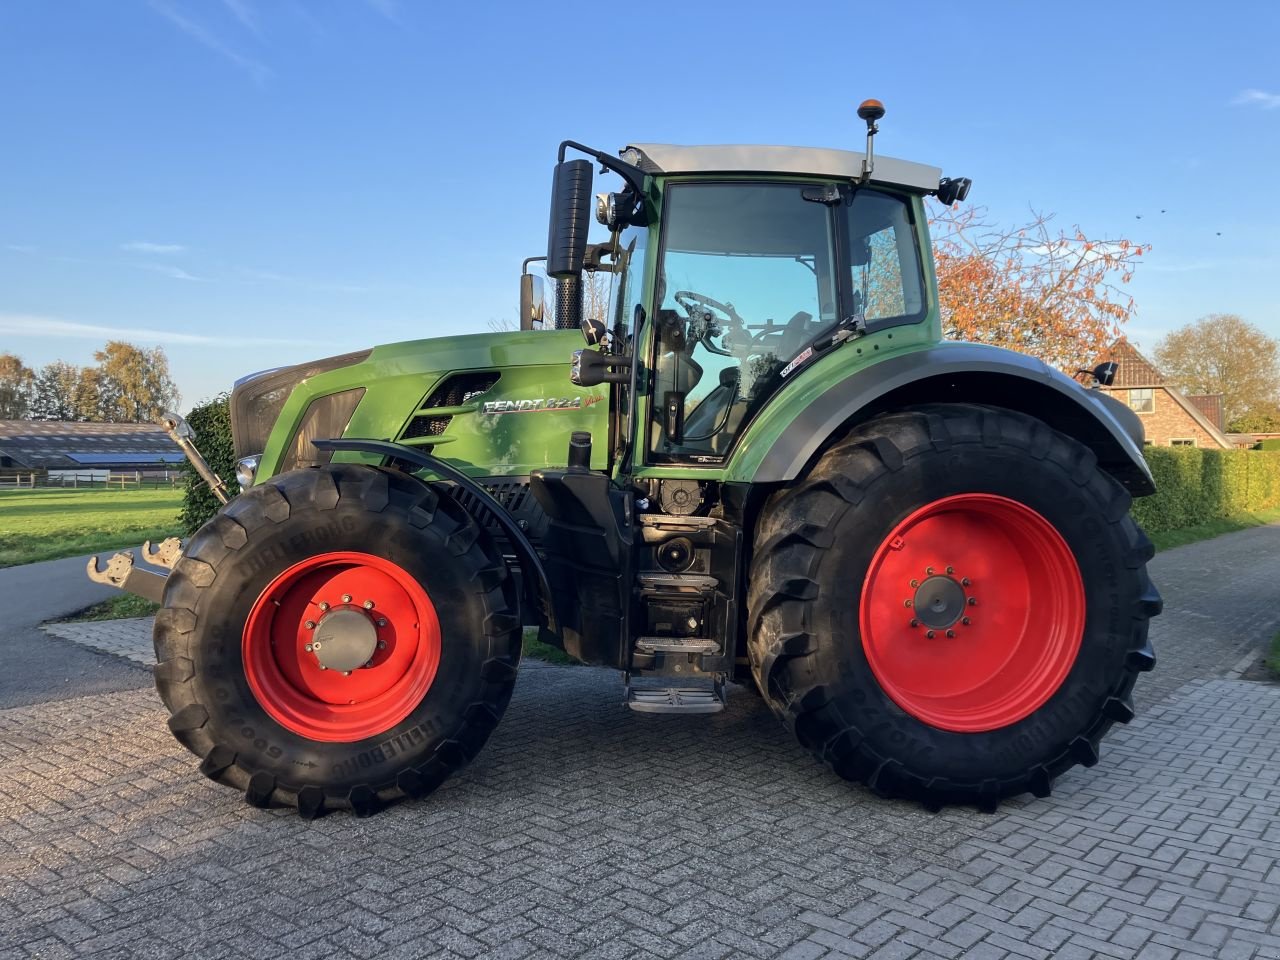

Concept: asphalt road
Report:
left=0, top=553, right=151, bottom=709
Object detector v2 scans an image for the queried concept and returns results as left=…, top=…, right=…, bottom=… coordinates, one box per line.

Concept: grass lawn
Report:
left=0, top=487, right=183, bottom=568
left=1267, top=632, right=1280, bottom=681
left=1148, top=505, right=1280, bottom=553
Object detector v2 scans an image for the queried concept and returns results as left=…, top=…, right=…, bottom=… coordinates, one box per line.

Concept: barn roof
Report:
left=0, top=420, right=179, bottom=470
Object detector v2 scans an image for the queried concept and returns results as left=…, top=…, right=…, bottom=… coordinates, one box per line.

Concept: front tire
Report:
left=748, top=404, right=1161, bottom=810
left=154, top=464, right=521, bottom=818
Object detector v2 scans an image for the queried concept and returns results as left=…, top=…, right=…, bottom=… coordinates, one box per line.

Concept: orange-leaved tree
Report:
left=930, top=204, right=1149, bottom=373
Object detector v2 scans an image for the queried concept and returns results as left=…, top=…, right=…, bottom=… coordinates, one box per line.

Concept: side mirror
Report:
left=580, top=316, right=607, bottom=346
left=547, top=159, right=593, bottom=279
left=571, top=349, right=632, bottom=386
left=520, top=274, right=546, bottom=330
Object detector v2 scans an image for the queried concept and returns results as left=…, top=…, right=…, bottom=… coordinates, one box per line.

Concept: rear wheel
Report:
left=748, top=404, right=1161, bottom=810
left=154, top=464, right=521, bottom=818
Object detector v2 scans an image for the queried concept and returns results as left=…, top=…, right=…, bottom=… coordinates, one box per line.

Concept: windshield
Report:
left=648, top=181, right=838, bottom=461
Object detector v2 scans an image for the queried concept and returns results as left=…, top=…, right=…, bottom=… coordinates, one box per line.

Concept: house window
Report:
left=1171, top=438, right=1196, bottom=447
left=1128, top=388, right=1154, bottom=413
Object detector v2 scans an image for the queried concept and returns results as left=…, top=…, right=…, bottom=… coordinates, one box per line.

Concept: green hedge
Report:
left=1131, top=447, right=1280, bottom=533
left=180, top=394, right=236, bottom=535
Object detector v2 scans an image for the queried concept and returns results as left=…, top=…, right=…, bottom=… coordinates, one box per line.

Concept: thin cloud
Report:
left=122, top=241, right=186, bottom=255
left=1233, top=89, right=1280, bottom=110
left=0, top=314, right=294, bottom=347
left=139, top=263, right=209, bottom=282
left=220, top=0, right=262, bottom=37
left=4, top=244, right=37, bottom=254
left=241, top=267, right=369, bottom=293
left=149, top=1, right=270, bottom=85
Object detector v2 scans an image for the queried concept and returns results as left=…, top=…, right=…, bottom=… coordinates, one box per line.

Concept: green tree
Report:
left=1227, top=408, right=1280, bottom=434
left=29, top=360, right=91, bottom=420
left=93, top=341, right=180, bottom=422
left=0, top=354, right=35, bottom=419
left=1153, top=314, right=1280, bottom=424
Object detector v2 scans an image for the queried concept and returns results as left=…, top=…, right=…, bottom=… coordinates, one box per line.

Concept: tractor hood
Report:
left=239, top=329, right=609, bottom=483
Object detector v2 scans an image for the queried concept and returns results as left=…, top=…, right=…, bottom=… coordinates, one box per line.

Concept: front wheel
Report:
left=154, top=464, right=522, bottom=818
left=748, top=404, right=1161, bottom=810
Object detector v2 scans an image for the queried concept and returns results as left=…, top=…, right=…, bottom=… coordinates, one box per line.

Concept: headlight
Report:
left=279, top=389, right=366, bottom=472
left=235, top=455, right=260, bottom=492
left=229, top=349, right=370, bottom=459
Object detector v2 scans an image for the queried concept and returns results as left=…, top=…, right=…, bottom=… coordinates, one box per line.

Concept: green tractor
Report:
left=93, top=101, right=1160, bottom=818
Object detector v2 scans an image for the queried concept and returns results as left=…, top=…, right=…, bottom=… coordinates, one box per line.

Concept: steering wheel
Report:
left=673, top=290, right=746, bottom=356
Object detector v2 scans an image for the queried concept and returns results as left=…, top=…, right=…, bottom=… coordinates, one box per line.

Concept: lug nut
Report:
left=926, top=566, right=934, bottom=575
left=968, top=597, right=977, bottom=606
left=961, top=578, right=971, bottom=586
left=304, top=643, right=313, bottom=652
left=377, top=618, right=388, bottom=628
left=946, top=566, right=954, bottom=575
left=318, top=664, right=327, bottom=671
left=342, top=594, right=352, bottom=604
left=312, top=641, right=322, bottom=650
left=304, top=620, right=316, bottom=630
left=909, top=619, right=919, bottom=628
left=364, top=660, right=373, bottom=668
left=962, top=617, right=971, bottom=626
left=342, top=670, right=352, bottom=677
left=377, top=640, right=387, bottom=649
left=946, top=630, right=955, bottom=638
left=318, top=601, right=329, bottom=612
left=910, top=578, right=919, bottom=588
left=363, top=600, right=374, bottom=610
left=904, top=599, right=913, bottom=608
left=926, top=630, right=935, bottom=639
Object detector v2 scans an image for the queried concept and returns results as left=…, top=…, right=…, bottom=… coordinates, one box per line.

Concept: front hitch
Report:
left=86, top=537, right=183, bottom=603
left=84, top=409, right=223, bottom=603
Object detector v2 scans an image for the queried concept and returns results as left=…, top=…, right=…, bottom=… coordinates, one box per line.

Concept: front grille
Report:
left=401, top=372, right=500, bottom=440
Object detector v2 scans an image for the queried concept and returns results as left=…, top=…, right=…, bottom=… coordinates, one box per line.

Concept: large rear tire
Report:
left=154, top=464, right=521, bottom=818
left=748, top=404, right=1161, bottom=810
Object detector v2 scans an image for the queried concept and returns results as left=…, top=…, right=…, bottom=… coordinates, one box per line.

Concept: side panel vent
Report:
left=401, top=372, right=500, bottom=440
left=425, top=372, right=501, bottom=408
left=453, top=477, right=549, bottom=542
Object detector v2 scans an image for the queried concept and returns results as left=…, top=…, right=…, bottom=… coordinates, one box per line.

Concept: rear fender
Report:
left=746, top=343, right=1154, bottom=495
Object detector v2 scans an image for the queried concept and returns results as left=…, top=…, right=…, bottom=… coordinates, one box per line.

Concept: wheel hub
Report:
left=312, top=608, right=378, bottom=673
left=913, top=575, right=966, bottom=629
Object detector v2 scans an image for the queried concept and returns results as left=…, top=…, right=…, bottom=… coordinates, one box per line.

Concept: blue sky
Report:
left=2, top=0, right=1277, bottom=406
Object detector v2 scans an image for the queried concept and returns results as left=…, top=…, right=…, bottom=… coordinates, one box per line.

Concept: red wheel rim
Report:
left=242, top=551, right=441, bottom=742
left=859, top=494, right=1085, bottom=733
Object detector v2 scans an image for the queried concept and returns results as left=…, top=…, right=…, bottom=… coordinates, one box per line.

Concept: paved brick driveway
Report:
left=3, top=525, right=1280, bottom=959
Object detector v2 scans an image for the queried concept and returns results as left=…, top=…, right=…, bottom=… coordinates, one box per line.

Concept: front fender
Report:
left=737, top=342, right=1154, bottom=495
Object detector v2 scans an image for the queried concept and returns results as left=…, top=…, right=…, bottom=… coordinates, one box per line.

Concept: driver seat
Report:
left=777, top=311, right=814, bottom=358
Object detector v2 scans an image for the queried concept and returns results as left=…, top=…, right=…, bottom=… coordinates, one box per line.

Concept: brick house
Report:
left=1099, top=341, right=1233, bottom=449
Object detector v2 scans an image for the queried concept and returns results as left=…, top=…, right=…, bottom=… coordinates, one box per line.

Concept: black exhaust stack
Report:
left=547, top=157, right=593, bottom=331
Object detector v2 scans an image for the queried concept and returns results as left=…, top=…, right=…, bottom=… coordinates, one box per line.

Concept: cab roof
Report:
left=624, top=143, right=941, bottom=194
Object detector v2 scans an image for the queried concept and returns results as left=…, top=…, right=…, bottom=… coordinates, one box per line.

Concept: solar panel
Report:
left=65, top=452, right=185, bottom=464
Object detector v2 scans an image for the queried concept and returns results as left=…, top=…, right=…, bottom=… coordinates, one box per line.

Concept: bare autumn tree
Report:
left=930, top=205, right=1149, bottom=372
left=0, top=354, right=35, bottom=419
left=93, top=341, right=180, bottom=423
left=1154, top=314, right=1280, bottom=424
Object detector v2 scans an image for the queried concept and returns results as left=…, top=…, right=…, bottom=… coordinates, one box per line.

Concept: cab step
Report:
left=625, top=674, right=727, bottom=714
left=634, top=637, right=720, bottom=655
